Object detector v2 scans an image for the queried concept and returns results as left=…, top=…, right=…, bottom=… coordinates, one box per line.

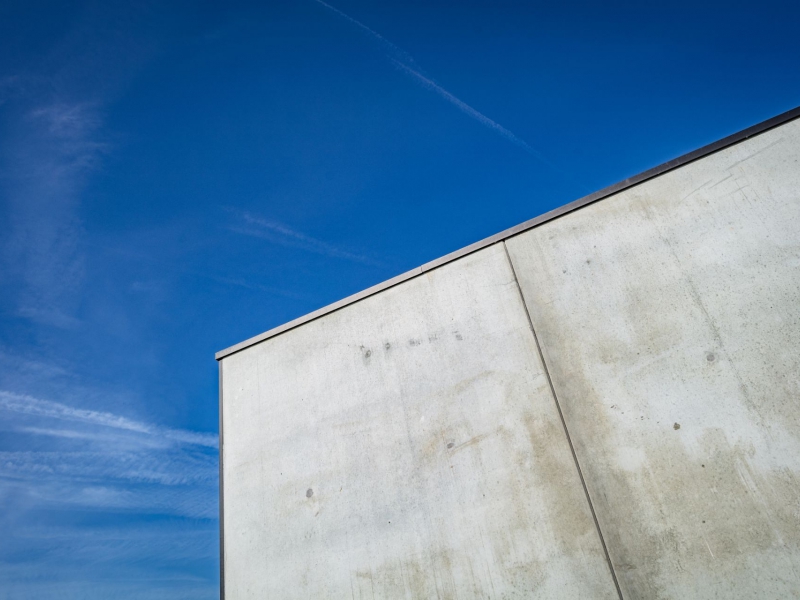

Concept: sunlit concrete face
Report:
left=221, top=244, right=617, bottom=599
left=220, top=116, right=800, bottom=599
left=506, top=119, right=800, bottom=599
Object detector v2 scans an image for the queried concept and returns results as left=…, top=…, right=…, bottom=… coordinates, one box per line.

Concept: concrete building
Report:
left=216, top=107, right=800, bottom=599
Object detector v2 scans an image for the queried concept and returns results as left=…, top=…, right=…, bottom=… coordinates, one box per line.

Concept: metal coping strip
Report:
left=216, top=104, right=800, bottom=361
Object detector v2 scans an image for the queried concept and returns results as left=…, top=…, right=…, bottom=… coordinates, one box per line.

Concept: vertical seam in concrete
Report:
left=218, top=360, right=225, bottom=600
left=501, top=241, right=624, bottom=600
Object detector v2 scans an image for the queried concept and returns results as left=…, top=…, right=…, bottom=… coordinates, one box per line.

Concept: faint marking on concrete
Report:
left=725, top=138, right=783, bottom=170
left=502, top=240, right=625, bottom=600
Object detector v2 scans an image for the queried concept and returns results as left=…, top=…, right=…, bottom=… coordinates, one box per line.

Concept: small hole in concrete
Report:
left=306, top=488, right=313, bottom=498
left=706, top=352, right=716, bottom=362
left=673, top=423, right=681, bottom=430
left=446, top=442, right=455, bottom=449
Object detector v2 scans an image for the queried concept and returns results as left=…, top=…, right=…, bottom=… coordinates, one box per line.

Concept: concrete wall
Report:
left=220, top=244, right=617, bottom=599
left=219, top=116, right=800, bottom=599
left=505, top=119, right=800, bottom=599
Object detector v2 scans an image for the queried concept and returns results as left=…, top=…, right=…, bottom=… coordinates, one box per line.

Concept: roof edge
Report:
left=216, top=104, right=800, bottom=361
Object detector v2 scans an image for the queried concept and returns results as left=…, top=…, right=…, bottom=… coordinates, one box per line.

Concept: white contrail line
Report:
left=393, top=60, right=579, bottom=181
left=391, top=60, right=537, bottom=155
left=313, top=0, right=551, bottom=160
left=313, top=0, right=415, bottom=65
left=393, top=59, right=575, bottom=179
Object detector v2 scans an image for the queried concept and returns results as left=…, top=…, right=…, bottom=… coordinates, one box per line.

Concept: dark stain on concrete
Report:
left=449, top=432, right=493, bottom=456
left=360, top=346, right=372, bottom=364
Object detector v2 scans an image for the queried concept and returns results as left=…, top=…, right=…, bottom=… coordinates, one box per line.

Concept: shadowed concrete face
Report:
left=506, top=119, right=800, bottom=599
left=221, top=244, right=617, bottom=599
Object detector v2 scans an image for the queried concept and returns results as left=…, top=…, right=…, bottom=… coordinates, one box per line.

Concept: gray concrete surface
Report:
left=221, top=244, right=618, bottom=599
left=505, top=118, right=800, bottom=599
left=220, top=114, right=800, bottom=598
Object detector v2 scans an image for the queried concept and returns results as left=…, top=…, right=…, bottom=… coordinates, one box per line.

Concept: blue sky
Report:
left=0, top=0, right=797, bottom=597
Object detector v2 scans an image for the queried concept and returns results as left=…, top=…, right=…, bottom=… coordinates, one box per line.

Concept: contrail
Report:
left=391, top=60, right=574, bottom=180
left=313, top=0, right=415, bottom=65
left=392, top=60, right=537, bottom=155
left=313, top=0, right=545, bottom=159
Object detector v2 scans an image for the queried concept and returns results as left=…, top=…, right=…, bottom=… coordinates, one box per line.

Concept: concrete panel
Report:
left=505, top=119, right=800, bottom=599
left=220, top=244, right=617, bottom=599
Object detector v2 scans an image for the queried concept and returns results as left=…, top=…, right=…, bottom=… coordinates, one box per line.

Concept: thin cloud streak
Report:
left=0, top=390, right=217, bottom=448
left=313, top=0, right=416, bottom=65
left=0, top=448, right=217, bottom=488
left=1, top=392, right=218, bottom=518
left=0, top=465, right=218, bottom=518
left=391, top=61, right=576, bottom=182
left=391, top=60, right=537, bottom=154
left=231, top=211, right=384, bottom=267
left=0, top=390, right=218, bottom=520
left=20, top=426, right=136, bottom=443
left=314, top=0, right=558, bottom=166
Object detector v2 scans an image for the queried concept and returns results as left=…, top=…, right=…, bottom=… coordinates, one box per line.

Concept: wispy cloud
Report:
left=2, top=101, right=107, bottom=329
left=0, top=390, right=218, bottom=448
left=20, top=426, right=138, bottom=443
left=0, top=7, right=219, bottom=594
left=0, top=388, right=218, bottom=524
left=313, top=0, right=552, bottom=162
left=0, top=518, right=218, bottom=600
left=230, top=211, right=384, bottom=267
left=0, top=448, right=217, bottom=489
